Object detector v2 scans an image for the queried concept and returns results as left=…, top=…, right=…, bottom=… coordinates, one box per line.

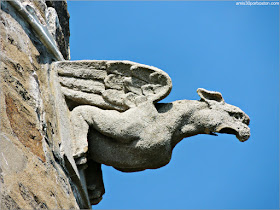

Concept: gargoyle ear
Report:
left=197, top=88, right=224, bottom=103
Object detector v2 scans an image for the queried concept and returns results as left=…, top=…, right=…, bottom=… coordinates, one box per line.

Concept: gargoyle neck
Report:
left=156, top=100, right=208, bottom=148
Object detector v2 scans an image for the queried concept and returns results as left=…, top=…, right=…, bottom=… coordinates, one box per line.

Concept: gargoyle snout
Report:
left=237, top=126, right=250, bottom=142
left=237, top=115, right=251, bottom=141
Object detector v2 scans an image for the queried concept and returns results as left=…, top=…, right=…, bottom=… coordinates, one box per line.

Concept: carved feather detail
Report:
left=54, top=60, right=172, bottom=111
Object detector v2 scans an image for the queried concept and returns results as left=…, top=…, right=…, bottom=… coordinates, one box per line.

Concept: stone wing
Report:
left=53, top=60, right=172, bottom=111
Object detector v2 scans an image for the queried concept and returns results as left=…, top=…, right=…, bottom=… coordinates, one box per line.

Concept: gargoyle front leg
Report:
left=71, top=105, right=92, bottom=162
left=71, top=105, right=126, bottom=163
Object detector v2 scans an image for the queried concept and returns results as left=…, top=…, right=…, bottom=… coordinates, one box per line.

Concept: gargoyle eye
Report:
left=229, top=112, right=243, bottom=120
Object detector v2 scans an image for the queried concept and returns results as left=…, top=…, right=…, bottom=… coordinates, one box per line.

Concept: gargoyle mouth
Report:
left=218, top=127, right=238, bottom=135
left=216, top=127, right=250, bottom=142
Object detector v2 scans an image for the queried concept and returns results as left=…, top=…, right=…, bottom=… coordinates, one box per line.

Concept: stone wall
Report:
left=0, top=1, right=89, bottom=209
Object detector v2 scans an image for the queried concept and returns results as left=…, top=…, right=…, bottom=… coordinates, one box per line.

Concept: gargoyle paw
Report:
left=73, top=146, right=88, bottom=159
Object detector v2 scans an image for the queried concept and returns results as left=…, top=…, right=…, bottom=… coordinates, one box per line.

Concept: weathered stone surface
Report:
left=0, top=133, right=76, bottom=209
left=0, top=1, right=83, bottom=209
left=46, top=0, right=70, bottom=60
left=5, top=93, right=45, bottom=162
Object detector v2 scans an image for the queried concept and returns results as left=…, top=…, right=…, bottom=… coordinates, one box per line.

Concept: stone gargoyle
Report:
left=54, top=60, right=250, bottom=205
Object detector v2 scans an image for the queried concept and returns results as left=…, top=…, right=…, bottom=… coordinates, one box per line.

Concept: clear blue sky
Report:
left=68, top=1, right=279, bottom=209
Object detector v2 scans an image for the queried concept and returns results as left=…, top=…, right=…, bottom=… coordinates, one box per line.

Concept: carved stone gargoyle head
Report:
left=196, top=88, right=250, bottom=142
